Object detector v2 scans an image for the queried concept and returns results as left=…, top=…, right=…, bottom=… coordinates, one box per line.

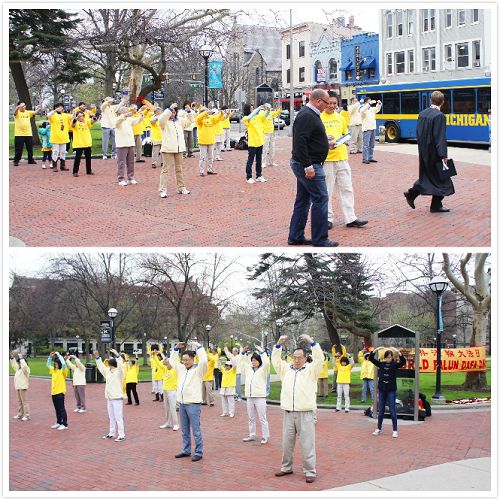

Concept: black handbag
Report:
left=437, top=158, right=457, bottom=180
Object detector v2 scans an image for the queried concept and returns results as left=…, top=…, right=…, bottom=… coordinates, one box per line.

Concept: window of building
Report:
left=299, top=41, right=305, bottom=57
left=422, top=9, right=435, bottom=32
left=408, top=10, right=414, bottom=35
left=286, top=44, right=290, bottom=60
left=453, top=88, right=475, bottom=113
left=445, top=9, right=452, bottom=28
left=386, top=52, right=393, bottom=74
left=456, top=42, right=469, bottom=68
left=383, top=93, right=400, bottom=114
left=473, top=41, right=481, bottom=67
left=422, top=47, right=436, bottom=71
left=396, top=10, right=403, bottom=36
left=472, top=9, right=479, bottom=23
left=477, top=87, right=491, bottom=113
left=408, top=49, right=415, bottom=72
left=458, top=9, right=466, bottom=26
left=329, top=58, right=337, bottom=79
left=369, top=68, right=376, bottom=78
left=299, top=66, right=305, bottom=82
left=401, top=91, right=419, bottom=113
left=430, top=9, right=436, bottom=30
left=346, top=70, right=353, bottom=80
left=286, top=68, right=290, bottom=83
left=395, top=51, right=405, bottom=73
left=387, top=11, right=393, bottom=38
left=255, top=67, right=261, bottom=83
left=445, top=44, right=453, bottom=63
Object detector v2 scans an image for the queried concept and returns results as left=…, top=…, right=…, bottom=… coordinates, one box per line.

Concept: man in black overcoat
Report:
left=404, top=91, right=454, bottom=213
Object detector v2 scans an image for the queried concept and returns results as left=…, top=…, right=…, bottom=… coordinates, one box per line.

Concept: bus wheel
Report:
left=385, top=122, right=400, bottom=143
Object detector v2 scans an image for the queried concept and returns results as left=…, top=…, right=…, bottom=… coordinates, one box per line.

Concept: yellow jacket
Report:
left=321, top=111, right=348, bottom=162
left=263, top=108, right=282, bottom=134
left=150, top=117, right=162, bottom=143
left=203, top=351, right=219, bottom=382
left=221, top=366, right=237, bottom=387
left=11, top=358, right=30, bottom=390
left=271, top=343, right=324, bottom=411
left=125, top=363, right=139, bottom=384
left=243, top=113, right=267, bottom=148
left=169, top=346, right=208, bottom=404
left=331, top=345, right=347, bottom=371
left=96, top=357, right=125, bottom=400
left=319, top=358, right=329, bottom=379
left=360, top=358, right=375, bottom=380
left=48, top=112, right=72, bottom=144
left=221, top=112, right=233, bottom=129
left=195, top=111, right=223, bottom=145
left=14, top=110, right=35, bottom=136
left=50, top=367, right=68, bottom=395
left=163, top=366, right=178, bottom=391
left=152, top=355, right=166, bottom=381
left=336, top=357, right=354, bottom=384
left=340, top=109, right=351, bottom=128
left=240, top=351, right=270, bottom=398
left=71, top=118, right=94, bottom=149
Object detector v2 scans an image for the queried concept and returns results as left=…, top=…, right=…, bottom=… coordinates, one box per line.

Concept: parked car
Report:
left=229, top=112, right=242, bottom=123
left=280, top=110, right=290, bottom=125
left=274, top=117, right=286, bottom=130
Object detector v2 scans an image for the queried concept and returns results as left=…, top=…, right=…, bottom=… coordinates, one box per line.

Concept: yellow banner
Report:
left=402, top=347, right=487, bottom=373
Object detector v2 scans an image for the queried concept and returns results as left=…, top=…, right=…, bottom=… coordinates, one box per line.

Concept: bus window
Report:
left=438, top=90, right=451, bottom=114
left=401, top=92, right=419, bottom=114
left=383, top=93, right=400, bottom=114
left=477, top=88, right=491, bottom=113
left=452, top=89, right=475, bottom=113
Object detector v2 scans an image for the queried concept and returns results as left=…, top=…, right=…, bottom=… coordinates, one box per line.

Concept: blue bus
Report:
left=356, top=77, right=491, bottom=144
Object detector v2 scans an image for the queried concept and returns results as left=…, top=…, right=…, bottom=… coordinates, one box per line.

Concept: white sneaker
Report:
left=226, top=148, right=233, bottom=151
left=127, top=179, right=138, bottom=185
left=73, top=408, right=80, bottom=412
left=78, top=409, right=87, bottom=413
left=103, top=155, right=108, bottom=160
left=392, top=431, right=398, bottom=438
left=220, top=413, right=228, bottom=417
left=51, top=423, right=60, bottom=429
left=21, top=416, right=30, bottom=421
left=111, top=155, right=117, bottom=160
left=13, top=415, right=21, bottom=419
left=215, top=156, right=223, bottom=161
left=42, top=164, right=47, bottom=169
left=271, top=162, right=279, bottom=167
left=173, top=425, right=179, bottom=431
left=159, top=423, right=170, bottom=429
left=260, top=438, right=268, bottom=445
left=229, top=413, right=234, bottom=418
left=246, top=178, right=255, bottom=184
left=372, top=429, right=381, bottom=436
left=345, top=409, right=349, bottom=413
left=177, top=187, right=190, bottom=195
left=118, top=180, right=128, bottom=187
left=102, top=434, right=114, bottom=439
left=159, top=191, right=168, bottom=198
left=256, top=176, right=267, bottom=182
left=114, top=436, right=125, bottom=442
left=57, top=424, right=68, bottom=431
left=242, top=435, right=256, bottom=442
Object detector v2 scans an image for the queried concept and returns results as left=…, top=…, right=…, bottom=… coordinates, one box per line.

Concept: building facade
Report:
left=378, top=8, right=491, bottom=83
left=340, top=32, right=380, bottom=102
left=310, top=30, right=342, bottom=94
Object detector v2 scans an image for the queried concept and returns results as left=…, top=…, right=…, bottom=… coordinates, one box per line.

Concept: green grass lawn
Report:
left=9, top=120, right=104, bottom=158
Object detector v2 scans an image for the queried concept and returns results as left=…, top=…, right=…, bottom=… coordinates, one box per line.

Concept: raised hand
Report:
left=299, top=334, right=314, bottom=345
left=176, top=342, right=186, bottom=350
left=277, top=335, right=288, bottom=345
left=93, top=350, right=99, bottom=357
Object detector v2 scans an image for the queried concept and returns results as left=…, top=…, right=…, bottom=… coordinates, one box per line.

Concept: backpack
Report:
left=234, top=134, right=248, bottom=150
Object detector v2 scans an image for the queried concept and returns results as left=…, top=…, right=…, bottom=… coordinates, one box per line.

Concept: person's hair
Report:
left=182, top=101, right=191, bottom=109
left=250, top=353, right=262, bottom=367
left=78, top=102, right=86, bottom=106
left=151, top=343, right=159, bottom=351
left=73, top=351, right=79, bottom=358
left=129, top=359, right=136, bottom=365
left=75, top=111, right=84, bottom=118
left=182, top=350, right=196, bottom=359
left=108, top=357, right=117, bottom=368
left=39, top=121, right=49, bottom=129
left=311, top=89, right=328, bottom=101
left=243, top=103, right=252, bottom=116
left=221, top=105, right=228, bottom=110
left=340, top=356, right=349, bottom=364
left=293, top=347, right=306, bottom=358
left=306, top=354, right=313, bottom=363
left=17, top=101, right=25, bottom=106
left=53, top=102, right=63, bottom=109
left=53, top=357, right=62, bottom=369
left=384, top=350, right=393, bottom=359
left=117, top=106, right=128, bottom=115
left=430, top=91, right=445, bottom=106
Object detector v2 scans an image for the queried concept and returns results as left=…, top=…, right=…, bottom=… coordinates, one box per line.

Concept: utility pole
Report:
left=288, top=8, right=295, bottom=137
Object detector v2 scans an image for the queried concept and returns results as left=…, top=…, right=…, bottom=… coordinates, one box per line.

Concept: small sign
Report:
left=316, top=68, right=327, bottom=82
left=100, top=320, right=112, bottom=343
left=234, top=89, right=246, bottom=102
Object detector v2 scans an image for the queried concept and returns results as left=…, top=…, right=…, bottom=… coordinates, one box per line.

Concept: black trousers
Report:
left=126, top=382, right=139, bottom=404
left=245, top=146, right=263, bottom=180
left=52, top=393, right=68, bottom=426
left=66, top=131, right=73, bottom=152
left=73, top=147, right=92, bottom=174
left=213, top=369, right=222, bottom=390
left=14, top=136, right=34, bottom=163
left=407, top=187, right=443, bottom=209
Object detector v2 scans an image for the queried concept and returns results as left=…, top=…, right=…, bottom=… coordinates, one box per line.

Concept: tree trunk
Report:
left=9, top=60, right=40, bottom=145
left=463, top=371, right=488, bottom=390
left=322, top=309, right=341, bottom=351
left=462, top=304, right=489, bottom=389
left=128, top=65, right=145, bottom=102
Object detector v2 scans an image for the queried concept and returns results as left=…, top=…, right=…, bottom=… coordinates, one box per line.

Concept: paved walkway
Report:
left=9, top=378, right=491, bottom=492
left=9, top=139, right=490, bottom=247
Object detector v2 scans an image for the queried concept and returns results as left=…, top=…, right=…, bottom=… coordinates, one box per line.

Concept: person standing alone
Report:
left=360, top=98, right=382, bottom=164
left=12, top=101, right=42, bottom=166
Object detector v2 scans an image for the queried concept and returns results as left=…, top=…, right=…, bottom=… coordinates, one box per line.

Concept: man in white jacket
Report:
left=65, top=353, right=87, bottom=413
left=271, top=334, right=324, bottom=483
left=94, top=349, right=125, bottom=442
left=10, top=352, right=30, bottom=420
left=360, top=99, right=382, bottom=164
left=348, top=97, right=363, bottom=154
left=169, top=340, right=208, bottom=462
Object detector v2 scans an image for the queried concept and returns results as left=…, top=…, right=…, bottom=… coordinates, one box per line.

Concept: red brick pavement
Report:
left=9, top=138, right=490, bottom=247
left=9, top=378, right=490, bottom=491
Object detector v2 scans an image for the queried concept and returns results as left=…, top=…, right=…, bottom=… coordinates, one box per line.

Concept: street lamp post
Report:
left=75, top=335, right=79, bottom=354
left=199, top=45, right=213, bottom=107
left=163, top=336, right=168, bottom=354
left=205, top=324, right=212, bottom=347
left=452, top=334, right=457, bottom=348
left=428, top=276, right=449, bottom=401
left=107, top=308, right=118, bottom=351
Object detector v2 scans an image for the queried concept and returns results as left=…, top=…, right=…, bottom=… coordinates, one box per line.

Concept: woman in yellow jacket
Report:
left=242, top=103, right=269, bottom=184
left=331, top=344, right=347, bottom=393
left=47, top=351, right=68, bottom=430
left=195, top=108, right=223, bottom=176
left=317, top=354, right=330, bottom=397
left=159, top=354, right=179, bottom=430
left=71, top=111, right=97, bottom=176
left=124, top=355, right=140, bottom=405
left=219, top=360, right=237, bottom=417
left=151, top=351, right=166, bottom=402
left=336, top=354, right=355, bottom=412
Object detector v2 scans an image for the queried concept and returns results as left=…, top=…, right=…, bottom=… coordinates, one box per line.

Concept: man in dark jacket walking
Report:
left=404, top=91, right=454, bottom=213
left=288, top=89, right=338, bottom=247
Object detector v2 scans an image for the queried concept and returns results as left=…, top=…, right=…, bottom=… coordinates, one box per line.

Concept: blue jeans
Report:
left=361, top=379, right=374, bottom=402
left=235, top=374, right=242, bottom=399
left=377, top=390, right=397, bottom=431
left=179, top=403, right=203, bottom=456
left=362, top=129, right=376, bottom=162
left=288, top=159, right=329, bottom=245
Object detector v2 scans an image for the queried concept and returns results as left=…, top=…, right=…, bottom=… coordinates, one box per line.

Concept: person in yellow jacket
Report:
left=10, top=352, right=30, bottom=420
left=359, top=350, right=375, bottom=403
left=195, top=108, right=223, bottom=176
left=47, top=103, right=72, bottom=172
left=159, top=355, right=179, bottom=430
left=331, top=343, right=347, bottom=393
left=336, top=354, right=355, bottom=412
left=65, top=352, right=87, bottom=412
left=131, top=99, right=154, bottom=163
left=321, top=95, right=368, bottom=230
left=151, top=350, right=166, bottom=402
left=220, top=107, right=233, bottom=151
left=13, top=101, right=42, bottom=165
left=47, top=351, right=68, bottom=430
left=94, top=348, right=126, bottom=442
left=124, top=354, right=140, bottom=405
left=243, top=103, right=269, bottom=184
left=71, top=111, right=98, bottom=176
left=272, top=334, right=324, bottom=483
left=219, top=360, right=237, bottom=417
left=262, top=104, right=282, bottom=168
left=317, top=354, right=330, bottom=397
left=202, top=347, right=218, bottom=406
left=149, top=107, right=163, bottom=168
left=72, top=102, right=97, bottom=120
left=339, top=104, right=351, bottom=130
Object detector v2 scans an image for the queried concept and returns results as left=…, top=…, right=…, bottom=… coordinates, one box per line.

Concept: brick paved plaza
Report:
left=9, top=138, right=490, bottom=247
left=9, top=378, right=491, bottom=492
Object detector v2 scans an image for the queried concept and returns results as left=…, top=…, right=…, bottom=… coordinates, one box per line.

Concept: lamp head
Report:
left=205, top=324, right=212, bottom=332
left=428, top=276, right=448, bottom=294
left=108, top=307, right=118, bottom=318
left=275, top=319, right=283, bottom=327
left=199, top=45, right=213, bottom=59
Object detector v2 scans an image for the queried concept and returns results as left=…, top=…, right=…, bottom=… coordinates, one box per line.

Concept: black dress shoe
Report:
left=136, top=159, right=146, bottom=163
left=362, top=160, right=370, bottom=164
left=327, top=221, right=333, bottom=230
left=191, top=455, right=203, bottom=462
left=207, top=171, right=218, bottom=175
left=403, top=192, right=416, bottom=209
left=87, top=172, right=95, bottom=175
left=430, top=207, right=451, bottom=213
left=275, top=470, right=293, bottom=477
left=316, top=240, right=339, bottom=247
left=175, top=452, right=191, bottom=458
left=28, top=160, right=37, bottom=164
left=73, top=173, right=79, bottom=177
left=369, top=159, right=378, bottom=163
left=288, top=238, right=312, bottom=246
left=13, top=162, right=19, bottom=166
left=346, top=219, right=368, bottom=228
